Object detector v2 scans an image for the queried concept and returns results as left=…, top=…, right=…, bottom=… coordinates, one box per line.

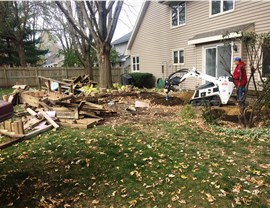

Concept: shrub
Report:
left=201, top=104, right=217, bottom=125
left=128, top=72, right=155, bottom=88
left=179, top=105, right=195, bottom=120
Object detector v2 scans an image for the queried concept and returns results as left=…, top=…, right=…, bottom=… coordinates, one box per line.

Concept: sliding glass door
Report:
left=205, top=45, right=232, bottom=78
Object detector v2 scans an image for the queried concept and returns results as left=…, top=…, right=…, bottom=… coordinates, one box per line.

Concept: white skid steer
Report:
left=164, top=67, right=234, bottom=106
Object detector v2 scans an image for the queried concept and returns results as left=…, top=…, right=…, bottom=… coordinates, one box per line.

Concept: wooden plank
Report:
left=26, top=108, right=38, bottom=117
left=39, top=110, right=59, bottom=129
left=18, top=120, right=24, bottom=135
left=55, top=111, right=79, bottom=119
left=39, top=101, right=53, bottom=111
left=59, top=118, right=102, bottom=129
left=20, top=93, right=40, bottom=107
left=13, top=121, right=20, bottom=134
left=0, top=129, right=24, bottom=139
left=12, top=85, right=28, bottom=90
left=0, top=124, right=53, bottom=149
left=52, top=106, right=79, bottom=119
left=24, top=124, right=53, bottom=139
left=4, top=121, right=12, bottom=132
left=0, top=138, right=23, bottom=149
left=85, top=101, right=104, bottom=110
left=24, top=117, right=45, bottom=131
left=38, top=76, right=74, bottom=87
left=79, top=111, right=104, bottom=119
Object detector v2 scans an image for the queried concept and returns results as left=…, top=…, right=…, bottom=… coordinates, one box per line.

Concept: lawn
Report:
left=0, top=116, right=269, bottom=207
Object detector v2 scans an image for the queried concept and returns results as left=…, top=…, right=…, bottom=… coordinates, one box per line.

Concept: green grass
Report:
left=0, top=88, right=13, bottom=98
left=0, top=120, right=269, bottom=208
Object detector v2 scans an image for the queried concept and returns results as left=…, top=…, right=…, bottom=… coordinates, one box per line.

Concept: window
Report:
left=211, top=0, right=234, bottom=16
left=263, top=46, right=270, bottom=77
left=204, top=45, right=231, bottom=78
left=132, top=56, right=140, bottom=71
left=173, top=49, right=184, bottom=65
left=171, top=1, right=186, bottom=27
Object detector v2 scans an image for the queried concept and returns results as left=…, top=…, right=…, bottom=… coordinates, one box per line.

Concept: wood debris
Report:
left=0, top=75, right=116, bottom=148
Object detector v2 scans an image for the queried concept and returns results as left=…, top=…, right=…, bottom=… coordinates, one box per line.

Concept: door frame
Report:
left=202, top=43, right=234, bottom=79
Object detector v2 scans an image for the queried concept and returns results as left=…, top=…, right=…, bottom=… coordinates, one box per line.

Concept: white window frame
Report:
left=202, top=43, right=233, bottom=80
left=172, top=49, right=185, bottom=65
left=209, top=0, right=235, bottom=17
left=132, top=56, right=140, bottom=71
left=170, top=1, right=186, bottom=29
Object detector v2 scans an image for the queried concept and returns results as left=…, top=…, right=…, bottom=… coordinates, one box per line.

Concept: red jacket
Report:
left=233, top=61, right=247, bottom=87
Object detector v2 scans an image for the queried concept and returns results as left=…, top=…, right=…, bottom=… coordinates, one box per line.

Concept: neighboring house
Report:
left=112, top=32, right=132, bottom=71
left=126, top=1, right=270, bottom=89
left=43, top=53, right=64, bottom=68
left=40, top=32, right=64, bottom=68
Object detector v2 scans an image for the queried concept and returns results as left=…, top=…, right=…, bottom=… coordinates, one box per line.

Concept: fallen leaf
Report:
left=232, top=184, right=242, bottom=195
left=7, top=202, right=13, bottom=207
left=168, top=174, right=175, bottom=178
left=205, top=193, right=216, bottom=203
left=128, top=199, right=137, bottom=207
left=85, top=158, right=90, bottom=167
left=92, top=199, right=99, bottom=205
left=180, top=174, right=188, bottom=179
left=171, top=195, right=179, bottom=202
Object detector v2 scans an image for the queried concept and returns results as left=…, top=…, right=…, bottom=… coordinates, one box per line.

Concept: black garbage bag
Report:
left=121, top=73, right=135, bottom=86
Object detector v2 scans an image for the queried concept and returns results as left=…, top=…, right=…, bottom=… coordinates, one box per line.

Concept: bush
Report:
left=201, top=104, right=217, bottom=125
left=128, top=72, right=155, bottom=88
left=179, top=105, right=195, bottom=120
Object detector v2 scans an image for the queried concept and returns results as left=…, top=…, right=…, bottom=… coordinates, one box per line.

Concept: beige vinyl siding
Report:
left=129, top=1, right=270, bottom=89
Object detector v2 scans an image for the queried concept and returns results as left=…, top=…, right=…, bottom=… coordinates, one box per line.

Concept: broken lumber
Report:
left=20, top=92, right=40, bottom=107
left=39, top=110, right=59, bottom=129
left=59, top=118, right=102, bottom=129
left=85, top=101, right=104, bottom=110
left=24, top=124, right=53, bottom=139
left=26, top=108, right=38, bottom=117
left=0, top=137, right=23, bottom=149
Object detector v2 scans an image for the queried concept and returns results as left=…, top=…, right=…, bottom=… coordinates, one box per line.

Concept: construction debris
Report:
left=0, top=75, right=118, bottom=148
left=135, top=100, right=150, bottom=108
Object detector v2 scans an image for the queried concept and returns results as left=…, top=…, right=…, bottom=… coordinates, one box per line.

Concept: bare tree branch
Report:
left=55, top=1, right=89, bottom=41
left=106, top=0, right=124, bottom=42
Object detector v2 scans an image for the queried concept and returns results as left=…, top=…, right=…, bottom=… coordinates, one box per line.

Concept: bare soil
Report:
left=98, top=91, right=246, bottom=127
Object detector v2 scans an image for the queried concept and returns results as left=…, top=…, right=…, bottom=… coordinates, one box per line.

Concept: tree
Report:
left=110, top=48, right=119, bottom=65
left=56, top=0, right=124, bottom=88
left=223, top=32, right=270, bottom=128
left=42, top=2, right=96, bottom=77
left=60, top=48, right=82, bottom=67
left=0, top=1, right=47, bottom=66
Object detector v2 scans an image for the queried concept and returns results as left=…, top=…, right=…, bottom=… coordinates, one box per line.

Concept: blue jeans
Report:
left=237, top=86, right=245, bottom=107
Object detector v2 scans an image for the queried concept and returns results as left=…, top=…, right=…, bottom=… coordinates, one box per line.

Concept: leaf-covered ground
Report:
left=0, top=91, right=269, bottom=207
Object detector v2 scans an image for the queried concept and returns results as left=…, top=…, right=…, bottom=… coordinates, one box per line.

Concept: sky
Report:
left=112, top=0, right=144, bottom=42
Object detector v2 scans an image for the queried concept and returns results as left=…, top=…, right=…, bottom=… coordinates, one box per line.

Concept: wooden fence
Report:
left=0, top=67, right=124, bottom=88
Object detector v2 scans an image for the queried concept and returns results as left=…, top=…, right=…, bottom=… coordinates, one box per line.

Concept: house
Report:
left=40, top=32, right=64, bottom=68
left=126, top=1, right=270, bottom=89
left=112, top=32, right=132, bottom=71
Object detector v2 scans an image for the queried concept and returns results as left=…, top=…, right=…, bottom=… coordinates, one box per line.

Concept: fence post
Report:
left=66, top=68, right=68, bottom=79
left=35, top=68, right=39, bottom=86
left=4, top=68, right=8, bottom=88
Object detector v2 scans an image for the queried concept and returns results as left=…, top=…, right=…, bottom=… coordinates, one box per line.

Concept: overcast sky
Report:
left=112, top=0, right=144, bottom=41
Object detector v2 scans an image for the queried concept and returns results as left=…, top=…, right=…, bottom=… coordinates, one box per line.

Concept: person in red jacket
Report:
left=232, top=57, right=247, bottom=108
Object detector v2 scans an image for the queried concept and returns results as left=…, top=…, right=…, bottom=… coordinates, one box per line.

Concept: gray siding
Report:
left=129, top=1, right=270, bottom=89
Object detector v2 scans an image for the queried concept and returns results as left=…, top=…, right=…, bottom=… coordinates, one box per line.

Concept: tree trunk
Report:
left=17, top=42, right=26, bottom=67
left=97, top=42, right=112, bottom=88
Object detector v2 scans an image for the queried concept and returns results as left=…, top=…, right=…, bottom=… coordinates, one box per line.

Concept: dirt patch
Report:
left=99, top=91, right=184, bottom=125
left=98, top=91, right=265, bottom=128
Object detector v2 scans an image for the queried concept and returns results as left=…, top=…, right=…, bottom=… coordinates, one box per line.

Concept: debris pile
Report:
left=0, top=75, right=117, bottom=148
